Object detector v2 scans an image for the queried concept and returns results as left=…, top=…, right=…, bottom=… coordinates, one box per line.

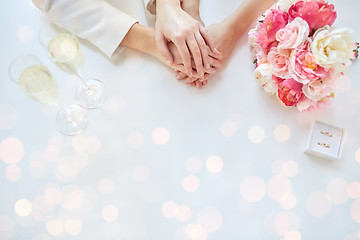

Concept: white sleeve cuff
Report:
left=45, top=0, right=138, bottom=58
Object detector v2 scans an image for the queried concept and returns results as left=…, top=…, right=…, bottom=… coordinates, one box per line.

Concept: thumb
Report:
left=155, top=34, right=174, bottom=66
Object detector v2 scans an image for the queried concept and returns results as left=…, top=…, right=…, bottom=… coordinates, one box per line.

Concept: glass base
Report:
left=56, top=104, right=88, bottom=135
left=75, top=79, right=107, bottom=109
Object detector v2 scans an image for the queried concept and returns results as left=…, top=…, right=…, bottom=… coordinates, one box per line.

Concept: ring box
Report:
left=304, top=121, right=346, bottom=161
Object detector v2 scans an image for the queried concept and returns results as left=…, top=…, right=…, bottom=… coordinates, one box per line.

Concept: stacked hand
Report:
left=169, top=41, right=222, bottom=88
left=175, top=21, right=244, bottom=87
left=155, top=0, right=223, bottom=88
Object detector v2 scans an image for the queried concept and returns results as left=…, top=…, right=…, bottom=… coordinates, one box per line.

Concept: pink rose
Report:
left=296, top=96, right=333, bottom=112
left=256, top=50, right=268, bottom=65
left=288, top=0, right=337, bottom=32
left=276, top=17, right=309, bottom=49
left=289, top=41, right=331, bottom=84
left=267, top=47, right=291, bottom=78
left=302, top=77, right=336, bottom=101
left=257, top=9, right=289, bottom=51
left=274, top=76, right=304, bottom=106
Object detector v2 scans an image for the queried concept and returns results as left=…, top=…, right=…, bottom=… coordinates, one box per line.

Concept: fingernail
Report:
left=176, top=75, right=181, bottom=80
left=185, top=79, right=191, bottom=84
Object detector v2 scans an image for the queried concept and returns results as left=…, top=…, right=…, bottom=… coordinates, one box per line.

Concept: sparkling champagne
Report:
left=18, top=65, right=59, bottom=105
left=47, top=33, right=84, bottom=76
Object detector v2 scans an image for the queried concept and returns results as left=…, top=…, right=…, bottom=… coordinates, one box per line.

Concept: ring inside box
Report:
left=305, top=121, right=346, bottom=161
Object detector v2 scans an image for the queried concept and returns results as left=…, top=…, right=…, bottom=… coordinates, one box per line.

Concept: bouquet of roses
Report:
left=248, top=0, right=359, bottom=112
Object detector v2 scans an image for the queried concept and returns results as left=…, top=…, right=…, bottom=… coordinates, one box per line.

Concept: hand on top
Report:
left=155, top=0, right=222, bottom=86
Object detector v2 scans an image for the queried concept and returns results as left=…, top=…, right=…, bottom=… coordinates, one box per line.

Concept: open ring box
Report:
left=304, top=121, right=346, bottom=161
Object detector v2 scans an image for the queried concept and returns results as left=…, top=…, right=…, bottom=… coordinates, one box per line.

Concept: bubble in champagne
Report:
left=18, top=65, right=59, bottom=105
left=47, top=33, right=83, bottom=75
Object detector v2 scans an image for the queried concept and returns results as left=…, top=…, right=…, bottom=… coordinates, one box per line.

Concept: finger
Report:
left=176, top=72, right=188, bottom=80
left=199, top=27, right=218, bottom=55
left=200, top=70, right=217, bottom=82
left=172, top=64, right=185, bottom=72
left=200, top=73, right=213, bottom=82
left=209, top=57, right=222, bottom=69
left=195, top=81, right=202, bottom=89
left=174, top=40, right=193, bottom=77
left=187, top=36, right=205, bottom=76
left=155, top=34, right=174, bottom=65
left=204, top=66, right=217, bottom=76
left=184, top=77, right=196, bottom=86
left=188, top=82, right=196, bottom=87
left=194, top=31, right=211, bottom=70
left=188, top=59, right=215, bottom=76
left=187, top=36, right=204, bottom=77
left=202, top=57, right=222, bottom=75
left=184, top=77, right=192, bottom=84
left=174, top=64, right=199, bottom=78
left=208, top=45, right=223, bottom=59
left=199, top=72, right=211, bottom=82
left=203, top=73, right=211, bottom=81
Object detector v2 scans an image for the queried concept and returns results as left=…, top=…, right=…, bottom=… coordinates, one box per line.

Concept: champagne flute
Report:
left=39, top=23, right=107, bottom=109
left=8, top=54, right=88, bottom=135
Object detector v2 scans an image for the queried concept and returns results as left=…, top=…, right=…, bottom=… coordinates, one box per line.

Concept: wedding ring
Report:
left=318, top=142, right=330, bottom=148
left=320, top=131, right=333, bottom=137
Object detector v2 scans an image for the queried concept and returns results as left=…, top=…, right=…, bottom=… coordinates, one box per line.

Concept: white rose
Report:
left=311, top=26, right=355, bottom=73
left=254, top=63, right=277, bottom=94
left=248, top=28, right=258, bottom=47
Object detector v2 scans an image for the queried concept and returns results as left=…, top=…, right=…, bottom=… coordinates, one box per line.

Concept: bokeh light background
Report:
left=1, top=0, right=360, bottom=239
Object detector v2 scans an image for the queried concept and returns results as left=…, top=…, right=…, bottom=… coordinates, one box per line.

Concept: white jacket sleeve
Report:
left=44, top=0, right=138, bottom=58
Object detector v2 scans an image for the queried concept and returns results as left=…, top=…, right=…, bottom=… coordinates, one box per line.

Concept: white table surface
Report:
left=1, top=0, right=360, bottom=239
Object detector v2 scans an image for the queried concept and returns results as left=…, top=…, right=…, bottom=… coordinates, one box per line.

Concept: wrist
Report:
left=221, top=19, right=240, bottom=40
left=138, top=28, right=158, bottom=58
left=183, top=8, right=200, bottom=18
left=137, top=27, right=163, bottom=61
left=120, top=23, right=157, bottom=57
left=156, top=0, right=181, bottom=13
left=181, top=1, right=199, bottom=12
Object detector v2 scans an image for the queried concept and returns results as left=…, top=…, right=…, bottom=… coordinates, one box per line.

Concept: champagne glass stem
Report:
left=77, top=73, right=97, bottom=99
left=77, top=71, right=88, bottom=87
